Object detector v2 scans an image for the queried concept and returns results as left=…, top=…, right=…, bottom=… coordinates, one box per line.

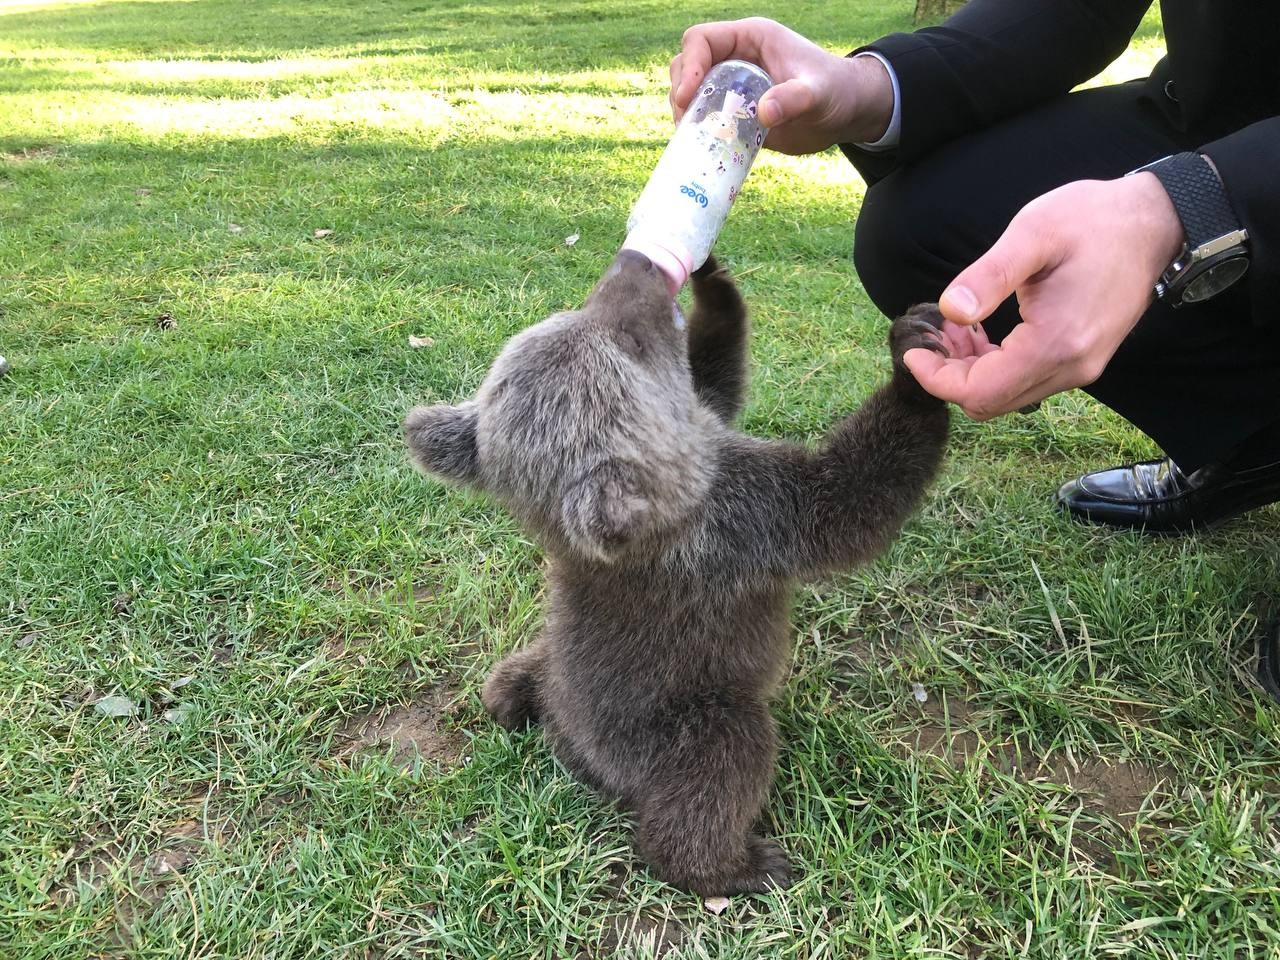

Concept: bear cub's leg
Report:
left=481, top=642, right=546, bottom=730
left=630, top=700, right=793, bottom=895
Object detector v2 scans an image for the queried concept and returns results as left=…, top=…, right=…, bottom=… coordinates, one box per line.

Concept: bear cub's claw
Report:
left=719, top=837, right=797, bottom=895
left=889, top=303, right=948, bottom=402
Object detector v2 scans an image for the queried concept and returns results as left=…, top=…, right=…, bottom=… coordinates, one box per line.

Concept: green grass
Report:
left=3, top=1, right=1278, bottom=957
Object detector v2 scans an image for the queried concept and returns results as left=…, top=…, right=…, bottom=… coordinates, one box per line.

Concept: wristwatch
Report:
left=1130, top=152, right=1250, bottom=307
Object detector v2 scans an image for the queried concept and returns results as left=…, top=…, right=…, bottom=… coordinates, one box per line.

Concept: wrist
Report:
left=840, top=53, right=895, bottom=144
left=1125, top=171, right=1187, bottom=274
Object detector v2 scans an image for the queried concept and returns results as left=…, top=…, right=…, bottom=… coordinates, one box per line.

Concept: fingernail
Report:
left=947, top=285, right=979, bottom=320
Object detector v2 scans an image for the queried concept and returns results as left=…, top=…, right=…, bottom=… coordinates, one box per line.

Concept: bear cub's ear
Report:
left=404, top=402, right=480, bottom=484
left=561, top=460, right=652, bottom=562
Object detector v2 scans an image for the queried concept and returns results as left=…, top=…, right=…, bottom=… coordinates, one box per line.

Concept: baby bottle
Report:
left=622, top=60, right=773, bottom=293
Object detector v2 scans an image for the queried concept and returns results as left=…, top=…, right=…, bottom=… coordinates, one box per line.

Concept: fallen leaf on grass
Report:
left=564, top=233, right=580, bottom=246
left=170, top=676, right=194, bottom=690
left=94, top=695, right=139, bottom=717
left=227, top=223, right=243, bottom=234
left=313, top=228, right=334, bottom=238
left=16, top=633, right=35, bottom=649
left=911, top=682, right=928, bottom=704
left=408, top=335, right=435, bottom=349
left=703, top=896, right=730, bottom=915
left=163, top=705, right=192, bottom=724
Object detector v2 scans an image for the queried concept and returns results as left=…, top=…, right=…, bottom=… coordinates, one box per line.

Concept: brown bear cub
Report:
left=405, top=250, right=949, bottom=895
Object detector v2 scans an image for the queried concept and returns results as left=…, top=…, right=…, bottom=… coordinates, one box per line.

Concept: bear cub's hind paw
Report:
left=481, top=648, right=544, bottom=730
left=720, top=837, right=796, bottom=895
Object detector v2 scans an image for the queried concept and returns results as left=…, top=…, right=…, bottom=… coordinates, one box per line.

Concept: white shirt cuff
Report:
left=851, top=51, right=901, bottom=152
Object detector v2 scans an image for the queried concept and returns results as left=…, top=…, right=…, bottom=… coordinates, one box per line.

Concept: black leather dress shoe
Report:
left=1056, top=457, right=1280, bottom=533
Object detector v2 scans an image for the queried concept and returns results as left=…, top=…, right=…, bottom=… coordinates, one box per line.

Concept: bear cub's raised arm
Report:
left=792, top=303, right=951, bottom=576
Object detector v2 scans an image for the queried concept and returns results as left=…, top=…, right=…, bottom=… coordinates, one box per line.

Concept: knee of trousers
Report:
left=853, top=167, right=972, bottom=320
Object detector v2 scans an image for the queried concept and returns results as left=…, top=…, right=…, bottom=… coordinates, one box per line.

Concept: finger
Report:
left=952, top=375, right=1053, bottom=421
left=939, top=218, right=1061, bottom=326
left=673, top=29, right=713, bottom=112
left=675, top=22, right=760, bottom=112
left=669, top=52, right=684, bottom=117
left=937, top=319, right=996, bottom=360
left=969, top=328, right=999, bottom=360
left=905, top=352, right=1037, bottom=422
left=937, top=325, right=971, bottom=360
left=757, top=77, right=815, bottom=128
left=955, top=325, right=1056, bottom=417
left=905, top=324, right=1054, bottom=418
left=901, top=348, right=975, bottom=405
left=952, top=319, right=995, bottom=356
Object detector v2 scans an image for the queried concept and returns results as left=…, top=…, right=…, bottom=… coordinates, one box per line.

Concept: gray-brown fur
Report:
left=404, top=251, right=950, bottom=895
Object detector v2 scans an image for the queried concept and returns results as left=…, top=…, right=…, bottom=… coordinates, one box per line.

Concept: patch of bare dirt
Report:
left=48, top=837, right=123, bottom=907
left=48, top=815, right=221, bottom=913
left=143, top=818, right=207, bottom=878
left=335, top=687, right=469, bottom=767
left=48, top=818, right=223, bottom=958
left=592, top=910, right=686, bottom=959
left=1039, top=757, right=1175, bottom=828
left=601, top=860, right=630, bottom=899
left=3, top=145, right=58, bottom=163
left=46, top=783, right=315, bottom=954
left=831, top=635, right=884, bottom=670
left=901, top=695, right=1178, bottom=834
left=912, top=695, right=984, bottom=762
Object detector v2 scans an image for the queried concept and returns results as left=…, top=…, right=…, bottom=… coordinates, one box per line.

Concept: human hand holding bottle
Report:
left=669, top=17, right=895, bottom=154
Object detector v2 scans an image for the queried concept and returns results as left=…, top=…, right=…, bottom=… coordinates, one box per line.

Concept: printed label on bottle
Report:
left=627, top=86, right=764, bottom=268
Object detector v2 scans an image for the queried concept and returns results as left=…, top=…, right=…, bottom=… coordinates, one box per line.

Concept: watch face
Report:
left=1184, top=256, right=1250, bottom=304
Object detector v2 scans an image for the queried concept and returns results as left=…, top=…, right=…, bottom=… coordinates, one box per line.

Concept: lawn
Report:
left=2, top=1, right=1278, bottom=957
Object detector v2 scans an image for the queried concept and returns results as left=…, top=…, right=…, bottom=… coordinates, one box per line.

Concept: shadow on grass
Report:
left=0, top=67, right=672, bottom=98
left=1, top=132, right=862, bottom=299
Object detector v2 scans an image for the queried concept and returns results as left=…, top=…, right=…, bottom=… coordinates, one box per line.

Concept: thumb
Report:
left=902, top=347, right=971, bottom=406
left=758, top=77, right=815, bottom=127
left=940, top=219, right=1050, bottom=326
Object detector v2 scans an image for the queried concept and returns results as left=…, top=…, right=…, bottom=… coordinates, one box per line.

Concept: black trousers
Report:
left=850, top=81, right=1277, bottom=473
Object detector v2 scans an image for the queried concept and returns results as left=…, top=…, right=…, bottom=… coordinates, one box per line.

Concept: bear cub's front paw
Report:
left=889, top=303, right=948, bottom=403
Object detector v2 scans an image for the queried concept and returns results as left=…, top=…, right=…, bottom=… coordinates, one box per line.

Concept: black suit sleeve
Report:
left=842, top=0, right=1151, bottom=175
left=1202, top=118, right=1280, bottom=326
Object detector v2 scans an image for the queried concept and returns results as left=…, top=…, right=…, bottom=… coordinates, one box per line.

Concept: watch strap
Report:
left=1141, top=152, right=1242, bottom=250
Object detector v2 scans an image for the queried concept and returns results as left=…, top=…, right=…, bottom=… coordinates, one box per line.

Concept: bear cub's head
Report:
left=405, top=250, right=720, bottom=563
